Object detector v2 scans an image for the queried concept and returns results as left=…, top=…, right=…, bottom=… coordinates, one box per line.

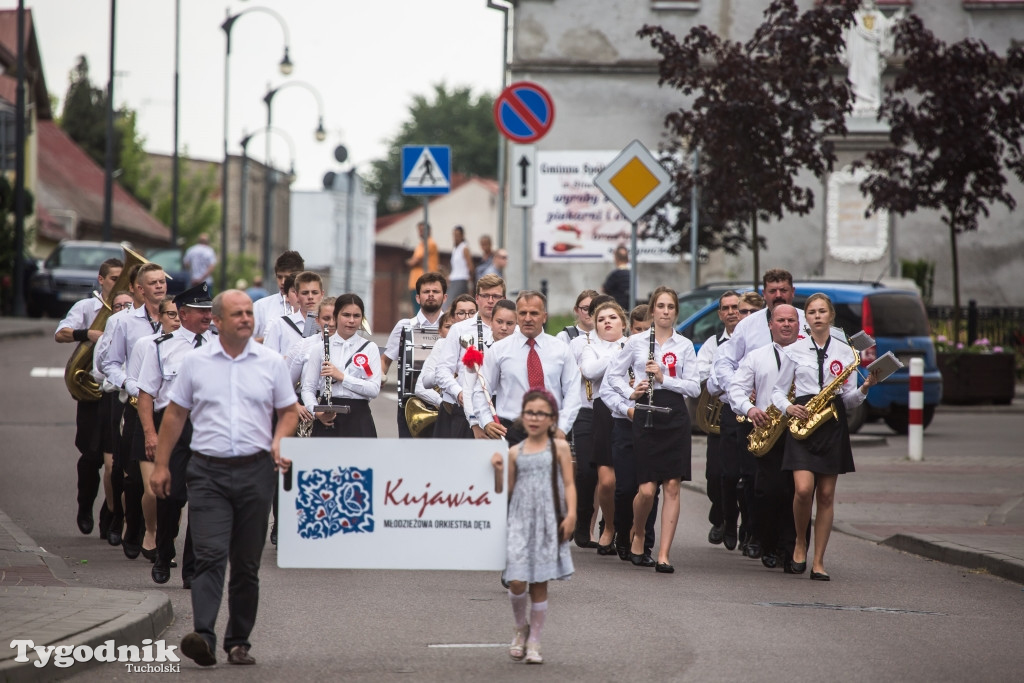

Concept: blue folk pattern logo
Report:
left=296, top=467, right=374, bottom=539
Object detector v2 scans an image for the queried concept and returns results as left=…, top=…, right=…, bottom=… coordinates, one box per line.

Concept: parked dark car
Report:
left=677, top=281, right=942, bottom=434
left=27, top=240, right=124, bottom=318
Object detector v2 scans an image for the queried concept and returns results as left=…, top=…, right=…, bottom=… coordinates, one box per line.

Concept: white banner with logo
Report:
left=278, top=438, right=508, bottom=570
left=532, top=150, right=677, bottom=263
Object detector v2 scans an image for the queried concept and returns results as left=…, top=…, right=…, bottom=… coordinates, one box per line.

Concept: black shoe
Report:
left=141, top=546, right=158, bottom=562
left=708, top=524, right=725, bottom=545
left=180, top=632, right=216, bottom=667
left=761, top=552, right=778, bottom=569
left=786, top=559, right=807, bottom=575
left=744, top=541, right=762, bottom=559
left=182, top=575, right=193, bottom=590
left=723, top=529, right=738, bottom=551
left=573, top=532, right=598, bottom=549
left=616, top=545, right=630, bottom=561
left=122, top=530, right=142, bottom=560
left=596, top=543, right=617, bottom=556
left=655, top=562, right=675, bottom=574
left=98, top=505, right=113, bottom=540
left=810, top=570, right=830, bottom=581
left=631, top=553, right=655, bottom=567
left=76, top=507, right=94, bottom=535
left=152, top=561, right=171, bottom=585
left=108, top=515, right=123, bottom=546
left=270, top=523, right=277, bottom=546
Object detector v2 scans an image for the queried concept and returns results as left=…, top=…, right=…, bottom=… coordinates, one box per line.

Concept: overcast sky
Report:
left=7, top=0, right=505, bottom=190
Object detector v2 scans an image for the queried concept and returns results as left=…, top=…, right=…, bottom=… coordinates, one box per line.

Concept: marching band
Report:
left=61, top=248, right=879, bottom=586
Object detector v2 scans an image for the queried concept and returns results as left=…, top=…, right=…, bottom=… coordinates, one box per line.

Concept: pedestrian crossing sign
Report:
left=401, top=145, right=451, bottom=196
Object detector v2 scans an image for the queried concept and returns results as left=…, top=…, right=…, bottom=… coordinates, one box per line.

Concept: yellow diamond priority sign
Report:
left=594, top=140, right=672, bottom=224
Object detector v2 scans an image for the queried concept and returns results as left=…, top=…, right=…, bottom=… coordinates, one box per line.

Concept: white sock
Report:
left=527, top=600, right=548, bottom=644
left=508, top=589, right=529, bottom=629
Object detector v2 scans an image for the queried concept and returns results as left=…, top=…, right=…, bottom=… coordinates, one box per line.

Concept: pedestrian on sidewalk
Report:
left=494, top=389, right=576, bottom=665
left=151, top=289, right=298, bottom=667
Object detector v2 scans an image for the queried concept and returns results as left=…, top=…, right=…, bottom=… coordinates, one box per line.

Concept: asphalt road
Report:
left=2, top=335, right=1022, bottom=682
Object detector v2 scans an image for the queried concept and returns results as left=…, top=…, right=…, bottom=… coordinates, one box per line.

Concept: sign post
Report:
left=593, top=140, right=673, bottom=309
left=402, top=145, right=451, bottom=276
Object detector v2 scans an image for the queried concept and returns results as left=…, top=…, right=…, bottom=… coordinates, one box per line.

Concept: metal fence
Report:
left=927, top=303, right=1024, bottom=350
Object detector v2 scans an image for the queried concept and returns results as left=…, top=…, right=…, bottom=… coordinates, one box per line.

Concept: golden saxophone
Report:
left=790, top=344, right=860, bottom=440
left=747, top=385, right=794, bottom=457
left=583, top=332, right=594, bottom=402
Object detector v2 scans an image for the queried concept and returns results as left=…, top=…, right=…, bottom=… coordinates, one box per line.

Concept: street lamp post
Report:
left=487, top=1, right=513, bottom=249
left=220, top=5, right=292, bottom=292
left=261, top=80, right=327, bottom=282
left=239, top=127, right=296, bottom=257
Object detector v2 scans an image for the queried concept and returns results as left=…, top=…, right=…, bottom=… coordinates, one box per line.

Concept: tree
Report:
left=639, top=0, right=857, bottom=287
left=150, top=156, right=221, bottom=248
left=857, top=15, right=1024, bottom=340
left=59, top=55, right=153, bottom=207
left=365, top=83, right=497, bottom=217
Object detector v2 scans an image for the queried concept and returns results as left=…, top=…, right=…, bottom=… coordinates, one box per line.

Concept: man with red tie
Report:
left=472, top=291, right=581, bottom=446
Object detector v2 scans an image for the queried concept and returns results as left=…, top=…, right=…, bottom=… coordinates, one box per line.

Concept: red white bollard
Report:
left=908, top=358, right=924, bottom=461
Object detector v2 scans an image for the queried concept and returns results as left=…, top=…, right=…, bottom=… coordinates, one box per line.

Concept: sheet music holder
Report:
left=867, top=351, right=904, bottom=382
left=849, top=330, right=876, bottom=352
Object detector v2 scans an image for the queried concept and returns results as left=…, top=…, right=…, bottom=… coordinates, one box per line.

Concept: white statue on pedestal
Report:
left=841, top=0, right=905, bottom=117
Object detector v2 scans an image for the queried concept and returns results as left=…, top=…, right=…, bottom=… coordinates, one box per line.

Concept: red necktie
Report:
left=526, top=338, right=545, bottom=390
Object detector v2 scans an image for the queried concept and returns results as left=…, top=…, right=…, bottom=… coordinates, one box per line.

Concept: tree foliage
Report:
left=366, top=83, right=497, bottom=217
left=150, top=157, right=222, bottom=248
left=857, top=14, right=1024, bottom=338
left=58, top=55, right=153, bottom=208
left=639, top=0, right=857, bottom=286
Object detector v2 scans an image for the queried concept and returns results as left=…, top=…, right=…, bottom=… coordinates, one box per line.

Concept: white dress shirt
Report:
left=253, top=292, right=290, bottom=340
left=606, top=330, right=701, bottom=405
left=136, top=327, right=213, bottom=410
left=728, top=342, right=788, bottom=416
left=582, top=336, right=628, bottom=416
left=125, top=331, right=162, bottom=399
left=300, top=332, right=382, bottom=410
left=91, top=306, right=132, bottom=388
left=263, top=311, right=305, bottom=355
left=412, top=340, right=445, bottom=408
left=714, top=307, right=807, bottom=397
left=555, top=325, right=589, bottom=345
left=55, top=295, right=103, bottom=337
left=472, top=330, right=582, bottom=434
left=284, top=333, right=323, bottom=387
left=697, top=330, right=731, bottom=383
left=435, top=314, right=492, bottom=403
left=569, top=333, right=596, bottom=409
left=772, top=333, right=866, bottom=413
left=100, top=304, right=161, bottom=390
left=167, top=337, right=296, bottom=456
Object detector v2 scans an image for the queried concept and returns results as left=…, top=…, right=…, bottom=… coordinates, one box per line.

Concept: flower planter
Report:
left=937, top=352, right=1016, bottom=405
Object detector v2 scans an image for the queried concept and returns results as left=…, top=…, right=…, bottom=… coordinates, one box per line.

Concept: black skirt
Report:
left=312, top=398, right=377, bottom=438
left=570, top=407, right=594, bottom=469
left=590, top=398, right=614, bottom=468
left=782, top=395, right=855, bottom=475
left=631, top=389, right=691, bottom=483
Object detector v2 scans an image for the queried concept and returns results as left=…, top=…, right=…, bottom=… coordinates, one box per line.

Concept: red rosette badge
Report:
left=662, top=352, right=678, bottom=377
left=353, top=353, right=373, bottom=377
left=829, top=359, right=844, bottom=376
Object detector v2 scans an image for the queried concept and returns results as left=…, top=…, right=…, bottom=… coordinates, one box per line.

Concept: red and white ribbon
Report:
left=830, top=360, right=843, bottom=377
left=353, top=353, right=373, bottom=377
left=662, top=352, right=677, bottom=377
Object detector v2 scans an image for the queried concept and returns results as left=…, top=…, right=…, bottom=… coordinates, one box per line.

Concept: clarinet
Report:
left=645, top=326, right=656, bottom=428
left=321, top=324, right=334, bottom=429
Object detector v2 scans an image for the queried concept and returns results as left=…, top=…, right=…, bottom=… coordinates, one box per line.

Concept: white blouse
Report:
left=606, top=329, right=701, bottom=403
left=771, top=333, right=866, bottom=413
left=300, top=332, right=381, bottom=409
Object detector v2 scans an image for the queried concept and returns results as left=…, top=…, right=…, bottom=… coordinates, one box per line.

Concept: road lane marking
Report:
left=427, top=644, right=507, bottom=649
left=757, top=601, right=945, bottom=616
left=31, top=367, right=65, bottom=378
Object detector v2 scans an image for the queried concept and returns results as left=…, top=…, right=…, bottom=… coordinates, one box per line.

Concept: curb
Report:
left=0, top=327, right=48, bottom=342
left=881, top=533, right=1024, bottom=586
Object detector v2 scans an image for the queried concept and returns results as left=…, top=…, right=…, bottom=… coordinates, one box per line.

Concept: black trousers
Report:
left=153, top=410, right=195, bottom=576
left=434, top=402, right=474, bottom=439
left=753, top=439, right=796, bottom=556
left=396, top=405, right=413, bottom=438
left=720, top=405, right=755, bottom=535
left=705, top=432, right=724, bottom=526
left=121, top=403, right=145, bottom=546
left=75, top=398, right=104, bottom=513
left=611, top=419, right=658, bottom=555
left=104, top=394, right=126, bottom=520
left=570, top=409, right=597, bottom=540
left=498, top=417, right=527, bottom=447
left=187, top=452, right=276, bottom=654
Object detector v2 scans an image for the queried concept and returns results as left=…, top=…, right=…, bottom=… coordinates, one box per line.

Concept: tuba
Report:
left=64, top=245, right=148, bottom=402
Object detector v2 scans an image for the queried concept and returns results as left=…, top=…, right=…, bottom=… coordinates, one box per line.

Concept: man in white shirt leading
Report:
left=152, top=290, right=298, bottom=668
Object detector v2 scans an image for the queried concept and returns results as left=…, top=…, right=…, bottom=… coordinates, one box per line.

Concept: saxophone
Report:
left=789, top=344, right=860, bottom=440
left=583, top=332, right=594, bottom=402
left=747, top=385, right=794, bottom=457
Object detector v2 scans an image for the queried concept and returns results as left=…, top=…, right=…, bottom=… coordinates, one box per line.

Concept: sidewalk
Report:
left=0, top=509, right=172, bottom=683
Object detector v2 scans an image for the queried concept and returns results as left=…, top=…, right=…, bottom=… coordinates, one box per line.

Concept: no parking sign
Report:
left=494, top=82, right=555, bottom=143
